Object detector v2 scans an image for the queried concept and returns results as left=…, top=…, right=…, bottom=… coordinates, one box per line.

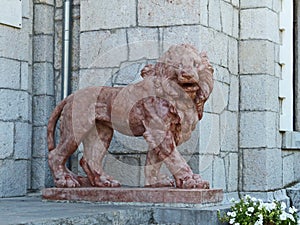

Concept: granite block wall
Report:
left=0, top=0, right=33, bottom=197
left=31, top=0, right=55, bottom=190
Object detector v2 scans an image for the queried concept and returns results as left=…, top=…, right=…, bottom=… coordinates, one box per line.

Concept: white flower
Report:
left=251, top=197, right=257, bottom=202
left=230, top=198, right=236, bottom=203
left=248, top=207, right=255, bottom=213
left=234, top=223, right=240, bottom=225
left=264, top=202, right=276, bottom=211
left=231, top=211, right=236, bottom=217
left=258, top=214, right=263, bottom=220
left=289, top=206, right=298, bottom=214
left=286, top=213, right=295, bottom=222
left=245, top=212, right=251, bottom=216
left=280, top=212, right=287, bottom=220
left=254, top=220, right=263, bottom=225
left=229, top=218, right=235, bottom=224
left=281, top=202, right=287, bottom=210
left=245, top=195, right=251, bottom=199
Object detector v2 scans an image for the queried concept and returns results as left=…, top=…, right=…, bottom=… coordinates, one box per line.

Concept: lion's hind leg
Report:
left=48, top=138, right=83, bottom=188
left=80, top=123, right=120, bottom=187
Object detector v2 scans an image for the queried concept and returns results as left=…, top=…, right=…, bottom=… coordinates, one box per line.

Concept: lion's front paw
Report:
left=54, top=172, right=81, bottom=188
left=145, top=174, right=175, bottom=188
left=94, top=175, right=121, bottom=187
left=177, top=174, right=210, bottom=189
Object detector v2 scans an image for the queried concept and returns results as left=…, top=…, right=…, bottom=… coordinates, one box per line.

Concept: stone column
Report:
left=31, top=0, right=55, bottom=189
left=0, top=0, right=33, bottom=197
left=239, top=1, right=282, bottom=192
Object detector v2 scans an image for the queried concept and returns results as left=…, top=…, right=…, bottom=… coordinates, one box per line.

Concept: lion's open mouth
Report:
left=180, top=83, right=199, bottom=92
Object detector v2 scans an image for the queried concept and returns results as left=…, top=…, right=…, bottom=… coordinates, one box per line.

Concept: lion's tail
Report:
left=47, top=97, right=68, bottom=151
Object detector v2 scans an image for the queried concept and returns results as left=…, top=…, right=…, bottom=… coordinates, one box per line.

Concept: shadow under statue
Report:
left=43, top=44, right=223, bottom=204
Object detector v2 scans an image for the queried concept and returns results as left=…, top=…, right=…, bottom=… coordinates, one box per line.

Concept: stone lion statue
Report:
left=47, top=44, right=214, bottom=189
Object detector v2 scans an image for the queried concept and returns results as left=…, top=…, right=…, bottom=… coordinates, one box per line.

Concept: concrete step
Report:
left=0, top=195, right=229, bottom=225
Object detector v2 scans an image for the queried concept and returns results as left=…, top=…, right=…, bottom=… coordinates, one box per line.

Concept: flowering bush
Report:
left=218, top=195, right=300, bottom=225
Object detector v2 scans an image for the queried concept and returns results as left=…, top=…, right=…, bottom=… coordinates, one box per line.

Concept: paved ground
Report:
left=0, top=193, right=228, bottom=225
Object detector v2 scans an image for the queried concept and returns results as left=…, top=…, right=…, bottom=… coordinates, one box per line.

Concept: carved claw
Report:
left=80, top=157, right=121, bottom=187
left=94, top=175, right=121, bottom=187
left=177, top=174, right=210, bottom=189
left=54, top=173, right=81, bottom=188
left=145, top=174, right=175, bottom=188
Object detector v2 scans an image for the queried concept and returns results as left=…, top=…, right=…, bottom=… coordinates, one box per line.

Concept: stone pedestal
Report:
left=42, top=187, right=223, bottom=204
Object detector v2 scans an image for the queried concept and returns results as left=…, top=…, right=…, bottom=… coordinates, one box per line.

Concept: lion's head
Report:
left=141, top=44, right=214, bottom=120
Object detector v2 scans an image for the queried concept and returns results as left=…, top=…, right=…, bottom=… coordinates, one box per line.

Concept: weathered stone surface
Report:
left=212, top=65, right=230, bottom=84
left=0, top=122, right=14, bottom=159
left=162, top=25, right=201, bottom=52
left=103, top=154, right=141, bottom=187
left=240, top=112, right=278, bottom=148
left=228, top=38, right=239, bottom=75
left=228, top=75, right=239, bottom=111
left=287, top=184, right=300, bottom=212
left=0, top=22, right=30, bottom=61
left=34, top=4, right=54, bottom=34
left=33, top=63, right=55, bottom=95
left=81, top=0, right=136, bottom=30
left=240, top=0, right=274, bottom=9
left=0, top=196, right=230, bottom=225
left=282, top=152, right=295, bottom=186
left=138, top=0, right=201, bottom=27
left=112, top=61, right=146, bottom=86
left=127, top=28, right=159, bottom=61
left=220, top=111, right=238, bottom=152
left=33, top=95, right=55, bottom=126
left=79, top=68, right=113, bottom=88
left=208, top=0, right=221, bottom=31
left=220, top=1, right=234, bottom=36
left=224, top=153, right=238, bottom=192
left=153, top=205, right=229, bottom=225
left=210, top=81, right=229, bottom=114
left=32, top=126, right=48, bottom=157
left=199, top=28, right=228, bottom=67
left=80, top=30, right=127, bottom=68
left=239, top=40, right=275, bottom=75
left=240, top=75, right=279, bottom=111
left=0, top=58, right=20, bottom=89
left=199, top=113, right=220, bottom=155
left=0, top=90, right=31, bottom=122
left=14, top=122, right=32, bottom=159
left=31, top=157, right=54, bottom=189
left=0, top=160, right=27, bottom=197
left=43, top=187, right=223, bottom=204
left=242, top=148, right=282, bottom=191
left=33, top=35, right=54, bottom=63
left=34, top=0, right=54, bottom=5
left=241, top=8, right=279, bottom=42
left=212, top=157, right=226, bottom=189
left=200, top=0, right=208, bottom=26
left=21, top=62, right=32, bottom=92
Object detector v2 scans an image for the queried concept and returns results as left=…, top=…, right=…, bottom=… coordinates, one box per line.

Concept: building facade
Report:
left=0, top=0, right=299, bottom=203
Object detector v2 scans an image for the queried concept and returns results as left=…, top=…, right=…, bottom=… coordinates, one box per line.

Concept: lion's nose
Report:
left=179, top=70, right=199, bottom=83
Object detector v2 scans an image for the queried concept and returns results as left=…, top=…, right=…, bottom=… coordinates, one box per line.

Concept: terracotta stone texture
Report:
left=42, top=187, right=223, bottom=204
